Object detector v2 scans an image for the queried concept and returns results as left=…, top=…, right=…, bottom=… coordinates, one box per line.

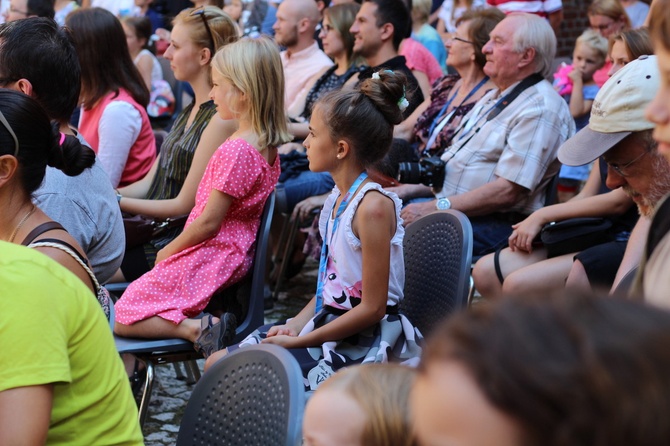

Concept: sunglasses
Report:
left=0, top=109, right=18, bottom=157
left=191, top=7, right=215, bottom=53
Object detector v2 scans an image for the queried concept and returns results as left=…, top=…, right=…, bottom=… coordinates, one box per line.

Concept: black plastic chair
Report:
left=114, top=192, right=275, bottom=429
left=400, top=210, right=473, bottom=338
left=176, top=344, right=304, bottom=446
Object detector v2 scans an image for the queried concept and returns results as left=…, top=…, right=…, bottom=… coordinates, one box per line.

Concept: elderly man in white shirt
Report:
left=401, top=13, right=574, bottom=257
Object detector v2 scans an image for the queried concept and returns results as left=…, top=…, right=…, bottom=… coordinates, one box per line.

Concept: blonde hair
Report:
left=575, top=29, right=608, bottom=65
left=211, top=37, right=291, bottom=149
left=317, top=364, right=418, bottom=446
left=173, top=7, right=239, bottom=54
left=412, top=0, right=432, bottom=23
left=587, top=0, right=632, bottom=29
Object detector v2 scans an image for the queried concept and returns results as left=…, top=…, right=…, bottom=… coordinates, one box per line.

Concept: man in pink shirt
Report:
left=274, top=0, right=333, bottom=115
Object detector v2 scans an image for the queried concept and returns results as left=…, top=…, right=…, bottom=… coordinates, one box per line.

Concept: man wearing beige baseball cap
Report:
left=558, top=55, right=670, bottom=291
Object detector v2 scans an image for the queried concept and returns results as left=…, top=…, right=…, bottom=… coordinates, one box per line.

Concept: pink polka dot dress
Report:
left=115, top=138, right=280, bottom=325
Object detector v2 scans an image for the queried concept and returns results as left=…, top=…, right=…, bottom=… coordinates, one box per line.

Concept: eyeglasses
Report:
left=591, top=21, right=615, bottom=32
left=0, top=109, right=19, bottom=158
left=607, top=150, right=648, bottom=177
left=449, top=36, right=474, bottom=45
left=190, top=7, right=215, bottom=53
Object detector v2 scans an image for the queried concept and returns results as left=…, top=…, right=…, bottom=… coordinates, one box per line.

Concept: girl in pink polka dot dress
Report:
left=114, top=37, right=291, bottom=349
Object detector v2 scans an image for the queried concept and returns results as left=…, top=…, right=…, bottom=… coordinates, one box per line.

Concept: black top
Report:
left=358, top=55, right=425, bottom=119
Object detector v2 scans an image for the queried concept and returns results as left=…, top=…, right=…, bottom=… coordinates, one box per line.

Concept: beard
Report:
left=276, top=25, right=299, bottom=48
left=623, top=154, right=670, bottom=217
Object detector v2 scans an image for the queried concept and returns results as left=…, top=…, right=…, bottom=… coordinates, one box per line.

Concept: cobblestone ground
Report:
left=140, top=258, right=318, bottom=446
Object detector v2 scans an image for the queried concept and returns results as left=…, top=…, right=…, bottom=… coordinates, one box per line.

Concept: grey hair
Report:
left=509, top=13, right=556, bottom=78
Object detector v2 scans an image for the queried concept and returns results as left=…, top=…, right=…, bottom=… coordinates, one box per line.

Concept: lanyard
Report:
left=452, top=73, right=545, bottom=146
left=427, top=76, right=489, bottom=139
left=314, top=171, right=368, bottom=314
left=440, top=73, right=545, bottom=166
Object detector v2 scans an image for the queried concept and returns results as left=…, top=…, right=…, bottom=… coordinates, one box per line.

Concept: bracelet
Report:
left=115, top=190, right=122, bottom=204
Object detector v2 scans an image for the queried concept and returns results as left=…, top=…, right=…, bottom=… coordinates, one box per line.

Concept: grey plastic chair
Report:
left=113, top=192, right=275, bottom=429
left=176, top=344, right=304, bottom=446
left=400, top=210, right=473, bottom=338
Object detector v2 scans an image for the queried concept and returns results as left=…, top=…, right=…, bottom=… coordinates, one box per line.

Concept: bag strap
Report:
left=28, top=240, right=100, bottom=292
left=647, top=195, right=670, bottom=258
left=21, top=221, right=66, bottom=246
left=444, top=73, right=545, bottom=164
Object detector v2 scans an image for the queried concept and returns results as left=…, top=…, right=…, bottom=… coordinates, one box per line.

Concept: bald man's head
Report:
left=273, top=0, right=321, bottom=48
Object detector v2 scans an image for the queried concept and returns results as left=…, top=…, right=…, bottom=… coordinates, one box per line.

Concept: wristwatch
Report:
left=436, top=197, right=451, bottom=210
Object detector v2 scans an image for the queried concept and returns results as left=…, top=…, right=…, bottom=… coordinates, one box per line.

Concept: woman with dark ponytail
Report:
left=206, top=70, right=423, bottom=391
left=0, top=89, right=110, bottom=315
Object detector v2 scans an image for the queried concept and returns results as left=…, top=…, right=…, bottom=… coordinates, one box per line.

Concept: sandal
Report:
left=194, top=312, right=237, bottom=358
left=129, top=358, right=147, bottom=395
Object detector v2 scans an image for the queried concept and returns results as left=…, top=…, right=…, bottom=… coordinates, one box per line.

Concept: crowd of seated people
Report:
left=6, top=0, right=670, bottom=442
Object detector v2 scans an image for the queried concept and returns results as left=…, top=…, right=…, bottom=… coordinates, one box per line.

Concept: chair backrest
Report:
left=399, top=210, right=473, bottom=338
left=231, top=191, right=274, bottom=343
left=176, top=344, right=304, bottom=446
left=153, top=129, right=169, bottom=154
left=157, top=56, right=182, bottom=115
left=544, top=172, right=560, bottom=207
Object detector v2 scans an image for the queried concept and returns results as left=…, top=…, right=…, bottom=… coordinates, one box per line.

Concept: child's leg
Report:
left=114, top=316, right=201, bottom=342
left=204, top=348, right=230, bottom=372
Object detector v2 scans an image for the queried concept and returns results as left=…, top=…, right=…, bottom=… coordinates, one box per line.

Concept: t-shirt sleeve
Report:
left=209, top=140, right=263, bottom=199
left=583, top=84, right=600, bottom=101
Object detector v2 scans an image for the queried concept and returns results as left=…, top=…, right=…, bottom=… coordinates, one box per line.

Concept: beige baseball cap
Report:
left=558, top=55, right=659, bottom=166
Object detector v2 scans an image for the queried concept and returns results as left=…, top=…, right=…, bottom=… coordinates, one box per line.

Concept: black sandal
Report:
left=194, top=313, right=237, bottom=358
left=129, top=359, right=147, bottom=395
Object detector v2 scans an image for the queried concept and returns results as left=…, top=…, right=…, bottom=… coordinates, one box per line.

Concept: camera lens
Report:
left=397, top=162, right=422, bottom=184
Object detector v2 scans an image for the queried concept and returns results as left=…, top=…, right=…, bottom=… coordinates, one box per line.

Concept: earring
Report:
left=337, top=154, right=342, bottom=159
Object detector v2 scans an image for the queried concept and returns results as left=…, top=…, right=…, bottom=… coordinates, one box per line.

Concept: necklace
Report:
left=8, top=204, right=36, bottom=243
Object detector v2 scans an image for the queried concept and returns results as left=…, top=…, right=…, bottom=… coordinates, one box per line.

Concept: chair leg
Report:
left=137, top=361, right=155, bottom=429
left=468, top=275, right=475, bottom=306
left=185, top=360, right=201, bottom=384
left=172, top=362, right=186, bottom=380
left=273, top=215, right=301, bottom=299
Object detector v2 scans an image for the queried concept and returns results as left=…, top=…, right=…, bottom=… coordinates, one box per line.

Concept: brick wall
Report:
left=556, top=0, right=590, bottom=57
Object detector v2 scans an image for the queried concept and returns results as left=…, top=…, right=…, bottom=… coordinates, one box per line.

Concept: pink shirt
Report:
left=79, top=89, right=156, bottom=187
left=400, top=38, right=443, bottom=86
left=281, top=41, right=333, bottom=112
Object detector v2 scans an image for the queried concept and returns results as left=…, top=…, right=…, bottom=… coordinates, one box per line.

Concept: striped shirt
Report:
left=487, top=0, right=563, bottom=17
left=146, top=99, right=217, bottom=249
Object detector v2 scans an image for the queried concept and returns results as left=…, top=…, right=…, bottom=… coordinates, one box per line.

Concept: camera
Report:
left=396, top=156, right=446, bottom=188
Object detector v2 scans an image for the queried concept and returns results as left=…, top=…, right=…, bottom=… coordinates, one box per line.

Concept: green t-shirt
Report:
left=0, top=241, right=143, bottom=445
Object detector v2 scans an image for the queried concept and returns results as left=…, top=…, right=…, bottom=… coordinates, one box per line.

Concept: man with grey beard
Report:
left=558, top=55, right=670, bottom=291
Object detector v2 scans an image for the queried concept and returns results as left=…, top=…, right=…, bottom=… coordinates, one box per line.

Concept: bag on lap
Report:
left=540, top=217, right=615, bottom=258
left=122, top=213, right=188, bottom=249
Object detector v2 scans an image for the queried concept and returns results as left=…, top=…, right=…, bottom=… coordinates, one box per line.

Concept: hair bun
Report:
left=358, top=70, right=407, bottom=126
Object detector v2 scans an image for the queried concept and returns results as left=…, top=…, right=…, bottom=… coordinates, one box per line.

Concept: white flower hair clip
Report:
left=398, top=96, right=409, bottom=112
left=370, top=70, right=408, bottom=111
left=398, top=86, right=409, bottom=112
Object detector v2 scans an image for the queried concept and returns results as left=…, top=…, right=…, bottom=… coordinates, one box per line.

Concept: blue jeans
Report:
left=277, top=171, right=335, bottom=212
left=470, top=215, right=518, bottom=258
